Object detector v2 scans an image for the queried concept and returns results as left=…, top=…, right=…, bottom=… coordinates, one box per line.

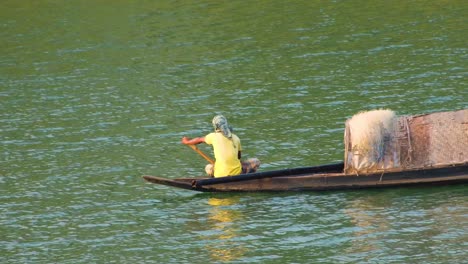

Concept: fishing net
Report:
left=344, top=109, right=468, bottom=174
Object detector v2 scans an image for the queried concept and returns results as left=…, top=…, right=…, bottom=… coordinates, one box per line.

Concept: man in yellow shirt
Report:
left=181, top=115, right=260, bottom=178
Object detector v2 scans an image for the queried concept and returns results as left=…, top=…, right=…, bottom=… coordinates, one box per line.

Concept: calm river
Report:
left=1, top=1, right=467, bottom=263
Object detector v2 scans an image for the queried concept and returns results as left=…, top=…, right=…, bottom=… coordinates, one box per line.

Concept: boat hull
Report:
left=143, top=163, right=468, bottom=192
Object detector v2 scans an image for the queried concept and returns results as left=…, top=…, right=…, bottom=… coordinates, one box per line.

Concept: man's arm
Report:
left=181, top=136, right=205, bottom=145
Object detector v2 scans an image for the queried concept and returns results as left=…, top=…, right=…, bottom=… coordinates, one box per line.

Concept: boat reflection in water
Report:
left=344, top=197, right=390, bottom=256
left=342, top=187, right=468, bottom=262
left=205, top=197, right=246, bottom=262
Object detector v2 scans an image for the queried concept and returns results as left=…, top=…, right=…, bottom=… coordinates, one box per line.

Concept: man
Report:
left=181, top=115, right=260, bottom=178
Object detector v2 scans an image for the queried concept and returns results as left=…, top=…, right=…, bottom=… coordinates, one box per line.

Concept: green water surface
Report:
left=1, top=1, right=467, bottom=263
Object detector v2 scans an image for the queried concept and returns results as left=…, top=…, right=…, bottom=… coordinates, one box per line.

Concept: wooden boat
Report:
left=143, top=109, right=468, bottom=192
left=143, top=162, right=468, bottom=192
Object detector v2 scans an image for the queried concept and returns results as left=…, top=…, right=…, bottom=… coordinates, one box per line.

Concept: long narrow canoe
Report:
left=144, top=109, right=467, bottom=192
left=142, top=162, right=468, bottom=192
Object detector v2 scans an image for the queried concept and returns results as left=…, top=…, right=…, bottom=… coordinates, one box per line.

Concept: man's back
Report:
left=205, top=132, right=242, bottom=177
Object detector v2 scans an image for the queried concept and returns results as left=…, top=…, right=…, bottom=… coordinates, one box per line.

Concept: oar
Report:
left=188, top=144, right=215, bottom=164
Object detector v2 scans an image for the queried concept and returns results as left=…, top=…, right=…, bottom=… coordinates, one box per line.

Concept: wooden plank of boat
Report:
left=195, top=163, right=468, bottom=192
left=142, top=162, right=468, bottom=192
left=142, top=176, right=200, bottom=191
left=142, top=162, right=343, bottom=191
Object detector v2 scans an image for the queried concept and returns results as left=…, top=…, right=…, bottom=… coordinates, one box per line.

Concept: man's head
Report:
left=212, top=114, right=232, bottom=138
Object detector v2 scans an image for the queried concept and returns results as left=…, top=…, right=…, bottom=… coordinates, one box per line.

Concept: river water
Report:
left=1, top=1, right=467, bottom=263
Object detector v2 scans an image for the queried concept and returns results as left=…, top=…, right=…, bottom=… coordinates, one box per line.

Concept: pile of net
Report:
left=344, top=109, right=468, bottom=174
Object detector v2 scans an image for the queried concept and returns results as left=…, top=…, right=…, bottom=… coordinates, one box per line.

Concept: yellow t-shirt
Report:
left=204, top=132, right=242, bottom=177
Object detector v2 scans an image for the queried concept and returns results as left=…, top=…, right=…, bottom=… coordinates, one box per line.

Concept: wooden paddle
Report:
left=188, top=144, right=215, bottom=164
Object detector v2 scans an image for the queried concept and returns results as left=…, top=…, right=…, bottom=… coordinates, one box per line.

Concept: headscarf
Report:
left=212, top=115, right=232, bottom=139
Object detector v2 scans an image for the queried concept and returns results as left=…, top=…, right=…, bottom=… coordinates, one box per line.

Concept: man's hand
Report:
left=181, top=136, right=205, bottom=145
left=181, top=136, right=191, bottom=145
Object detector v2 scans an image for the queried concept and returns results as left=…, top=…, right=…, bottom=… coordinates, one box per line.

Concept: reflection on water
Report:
left=342, top=188, right=468, bottom=263
left=205, top=197, right=246, bottom=262
left=344, top=197, right=390, bottom=256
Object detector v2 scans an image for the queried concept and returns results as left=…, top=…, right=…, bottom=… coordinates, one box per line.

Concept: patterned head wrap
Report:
left=212, top=115, right=232, bottom=139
